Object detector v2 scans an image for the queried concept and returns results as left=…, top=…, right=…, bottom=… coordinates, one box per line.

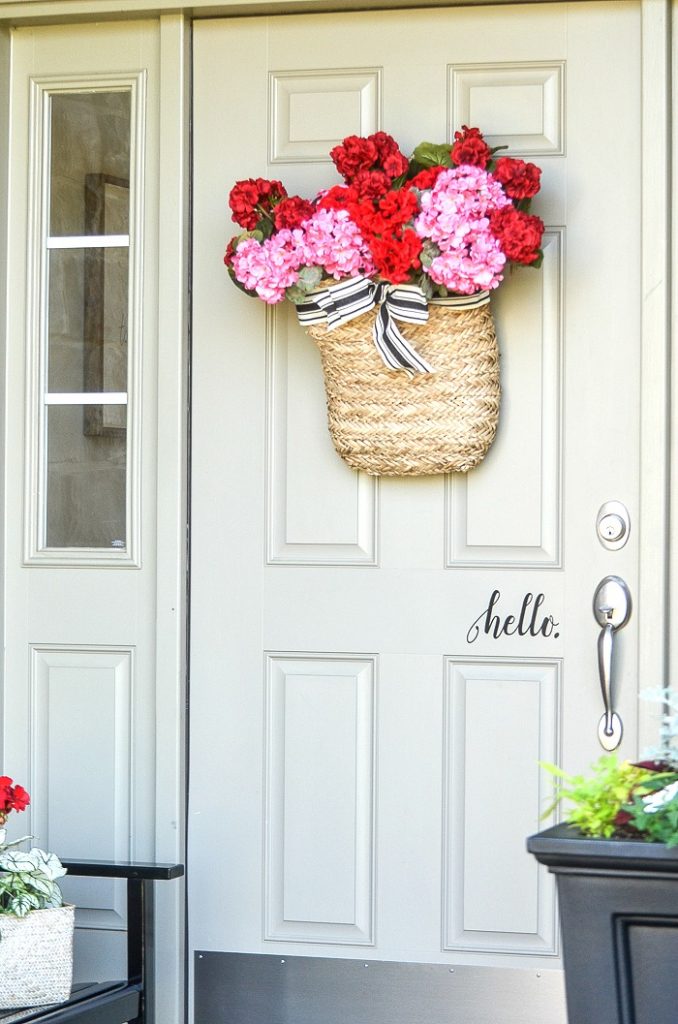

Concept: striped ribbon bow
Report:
left=295, top=275, right=434, bottom=375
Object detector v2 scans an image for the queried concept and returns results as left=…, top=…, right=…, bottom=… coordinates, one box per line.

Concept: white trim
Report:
left=637, top=0, right=671, bottom=755
left=152, top=14, right=188, bottom=1024
left=44, top=392, right=127, bottom=404
left=128, top=67, right=146, bottom=570
left=47, top=233, right=129, bottom=248
left=0, top=0, right=617, bottom=21
left=671, top=0, right=678, bottom=716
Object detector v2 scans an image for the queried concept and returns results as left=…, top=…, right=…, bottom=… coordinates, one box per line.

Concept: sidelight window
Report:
left=26, top=76, right=144, bottom=564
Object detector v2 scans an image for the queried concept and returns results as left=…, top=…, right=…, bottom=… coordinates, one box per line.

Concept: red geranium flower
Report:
left=330, top=136, right=378, bottom=181
left=369, top=228, right=423, bottom=284
left=228, top=177, right=287, bottom=230
left=409, top=166, right=445, bottom=190
left=273, top=196, right=314, bottom=230
left=0, top=776, right=30, bottom=825
left=347, top=187, right=418, bottom=245
left=383, top=150, right=409, bottom=180
left=316, top=184, right=360, bottom=211
left=370, top=131, right=409, bottom=179
left=352, top=169, right=393, bottom=201
left=451, top=125, right=492, bottom=169
left=0, top=777, right=12, bottom=809
left=378, top=188, right=418, bottom=228
left=331, top=132, right=409, bottom=187
left=256, top=177, right=286, bottom=202
left=349, top=204, right=384, bottom=239
left=223, top=237, right=237, bottom=269
left=493, top=157, right=542, bottom=200
left=489, top=207, right=544, bottom=265
left=228, top=178, right=261, bottom=230
left=10, top=785, right=30, bottom=812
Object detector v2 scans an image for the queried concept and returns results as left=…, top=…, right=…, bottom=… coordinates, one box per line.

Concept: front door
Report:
left=189, top=5, right=663, bottom=1022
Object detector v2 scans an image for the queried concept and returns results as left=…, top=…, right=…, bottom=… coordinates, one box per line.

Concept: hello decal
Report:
left=466, top=590, right=560, bottom=644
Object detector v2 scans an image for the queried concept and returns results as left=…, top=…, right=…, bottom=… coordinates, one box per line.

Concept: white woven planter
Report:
left=0, top=904, right=74, bottom=1009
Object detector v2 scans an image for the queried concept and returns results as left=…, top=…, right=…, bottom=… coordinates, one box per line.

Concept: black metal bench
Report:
left=0, top=860, right=184, bottom=1024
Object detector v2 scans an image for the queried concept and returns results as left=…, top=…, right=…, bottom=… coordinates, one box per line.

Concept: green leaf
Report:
left=417, top=273, right=434, bottom=300
left=410, top=142, right=453, bottom=168
left=623, top=779, right=678, bottom=846
left=8, top=891, right=38, bottom=917
left=284, top=286, right=309, bottom=305
left=40, top=885, right=63, bottom=909
left=539, top=755, right=664, bottom=838
left=297, top=265, right=323, bottom=290
left=254, top=217, right=274, bottom=241
left=26, top=849, right=66, bottom=882
left=25, top=873, right=53, bottom=898
left=228, top=273, right=258, bottom=299
left=419, top=240, right=440, bottom=270
left=285, top=266, right=325, bottom=304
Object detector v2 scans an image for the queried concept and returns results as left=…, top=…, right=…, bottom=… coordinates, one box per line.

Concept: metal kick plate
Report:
left=195, top=952, right=567, bottom=1024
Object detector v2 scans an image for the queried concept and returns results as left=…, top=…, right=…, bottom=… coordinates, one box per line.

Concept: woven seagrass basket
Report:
left=306, top=299, right=500, bottom=476
left=0, top=904, right=74, bottom=1009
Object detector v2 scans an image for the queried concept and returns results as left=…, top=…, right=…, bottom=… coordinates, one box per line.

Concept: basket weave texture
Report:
left=306, top=300, right=500, bottom=475
left=0, top=904, right=74, bottom=1009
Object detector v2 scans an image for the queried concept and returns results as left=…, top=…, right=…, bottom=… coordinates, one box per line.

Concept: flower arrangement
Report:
left=0, top=777, right=67, bottom=917
left=224, top=126, right=544, bottom=306
left=543, top=691, right=678, bottom=847
left=223, top=127, right=543, bottom=477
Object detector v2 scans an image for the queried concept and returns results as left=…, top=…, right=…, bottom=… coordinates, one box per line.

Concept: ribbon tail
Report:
left=373, top=302, right=434, bottom=376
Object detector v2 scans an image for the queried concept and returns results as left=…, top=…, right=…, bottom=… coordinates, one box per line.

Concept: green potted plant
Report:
left=0, top=776, right=73, bottom=1009
left=527, top=689, right=678, bottom=1024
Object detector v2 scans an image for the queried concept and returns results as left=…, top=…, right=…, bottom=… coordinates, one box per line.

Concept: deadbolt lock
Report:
left=596, top=502, right=630, bottom=551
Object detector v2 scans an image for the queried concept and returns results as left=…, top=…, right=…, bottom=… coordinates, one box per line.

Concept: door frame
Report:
left=0, top=3, right=672, bottom=1024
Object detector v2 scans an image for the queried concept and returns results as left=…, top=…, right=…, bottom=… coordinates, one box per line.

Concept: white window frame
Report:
left=24, top=71, right=146, bottom=567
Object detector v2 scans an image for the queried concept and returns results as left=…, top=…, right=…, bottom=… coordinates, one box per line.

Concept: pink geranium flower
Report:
left=299, top=208, right=374, bottom=280
left=415, top=166, right=511, bottom=293
left=427, top=223, right=506, bottom=294
left=231, top=231, right=303, bottom=304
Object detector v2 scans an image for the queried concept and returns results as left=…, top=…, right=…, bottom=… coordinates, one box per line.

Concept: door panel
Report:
left=190, top=5, right=642, bottom=1021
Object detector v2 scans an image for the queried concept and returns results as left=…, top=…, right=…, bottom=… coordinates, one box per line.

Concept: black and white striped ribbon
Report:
left=296, top=275, right=434, bottom=375
left=430, top=291, right=490, bottom=310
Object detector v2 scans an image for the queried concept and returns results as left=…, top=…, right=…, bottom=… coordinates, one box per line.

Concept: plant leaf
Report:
left=410, top=142, right=453, bottom=168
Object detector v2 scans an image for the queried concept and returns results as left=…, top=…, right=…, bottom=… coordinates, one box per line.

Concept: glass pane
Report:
left=46, top=405, right=126, bottom=549
left=48, top=247, right=129, bottom=393
left=50, top=92, right=131, bottom=236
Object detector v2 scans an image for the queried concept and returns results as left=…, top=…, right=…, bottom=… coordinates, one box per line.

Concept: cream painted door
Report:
left=190, top=5, right=662, bottom=1022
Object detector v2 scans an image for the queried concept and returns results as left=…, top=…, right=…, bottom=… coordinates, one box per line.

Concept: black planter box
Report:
left=527, top=824, right=678, bottom=1024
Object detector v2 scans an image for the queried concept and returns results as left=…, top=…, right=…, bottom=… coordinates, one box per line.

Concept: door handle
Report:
left=592, top=575, right=632, bottom=751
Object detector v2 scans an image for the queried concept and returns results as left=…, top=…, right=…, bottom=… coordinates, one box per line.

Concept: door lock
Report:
left=596, top=501, right=630, bottom=550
